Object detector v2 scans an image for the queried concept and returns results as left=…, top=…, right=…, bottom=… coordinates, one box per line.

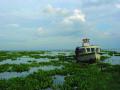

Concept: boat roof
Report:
left=77, top=45, right=100, bottom=49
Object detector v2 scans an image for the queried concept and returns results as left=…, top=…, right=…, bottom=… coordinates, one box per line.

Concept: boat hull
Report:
left=76, top=53, right=100, bottom=63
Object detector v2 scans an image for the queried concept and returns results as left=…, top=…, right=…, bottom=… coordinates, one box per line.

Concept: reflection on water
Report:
left=43, top=51, right=74, bottom=56
left=0, top=51, right=73, bottom=65
left=0, top=56, right=58, bottom=65
left=43, top=88, right=52, bottom=90
left=53, top=75, right=65, bottom=85
left=103, top=56, right=120, bottom=65
left=0, top=65, right=63, bottom=79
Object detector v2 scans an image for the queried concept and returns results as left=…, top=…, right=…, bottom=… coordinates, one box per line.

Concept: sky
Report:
left=0, top=0, right=120, bottom=50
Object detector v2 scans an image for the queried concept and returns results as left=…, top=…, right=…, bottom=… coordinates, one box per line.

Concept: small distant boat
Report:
left=75, top=38, right=101, bottom=63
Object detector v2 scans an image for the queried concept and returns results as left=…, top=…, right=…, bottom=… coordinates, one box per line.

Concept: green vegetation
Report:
left=29, top=54, right=56, bottom=59
left=0, top=60, right=64, bottom=73
left=0, top=62, right=120, bottom=90
left=0, top=51, right=120, bottom=90
left=0, top=73, right=53, bottom=90
left=10, top=64, right=30, bottom=72
left=0, top=64, right=29, bottom=72
left=102, top=50, right=120, bottom=56
left=0, top=51, right=48, bottom=61
left=0, top=64, right=10, bottom=72
left=101, top=56, right=110, bottom=61
left=0, top=51, right=24, bottom=61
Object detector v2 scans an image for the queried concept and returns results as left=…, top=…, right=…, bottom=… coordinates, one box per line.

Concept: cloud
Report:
left=97, top=32, right=112, bottom=39
left=37, top=27, right=46, bottom=34
left=0, top=0, right=119, bottom=49
left=44, top=5, right=86, bottom=23
left=62, top=9, right=86, bottom=24
left=40, top=6, right=86, bottom=37
left=6, top=24, right=20, bottom=28
left=83, top=0, right=119, bottom=6
left=36, top=27, right=51, bottom=37
left=115, top=3, right=120, bottom=8
left=43, top=5, right=68, bottom=15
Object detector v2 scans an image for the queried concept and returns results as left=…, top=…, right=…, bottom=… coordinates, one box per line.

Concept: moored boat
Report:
left=75, top=38, right=101, bottom=63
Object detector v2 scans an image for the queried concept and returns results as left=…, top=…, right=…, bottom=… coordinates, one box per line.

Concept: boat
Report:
left=75, top=38, right=101, bottom=63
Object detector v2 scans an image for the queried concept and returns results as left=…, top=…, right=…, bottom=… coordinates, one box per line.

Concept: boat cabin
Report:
left=76, top=46, right=101, bottom=54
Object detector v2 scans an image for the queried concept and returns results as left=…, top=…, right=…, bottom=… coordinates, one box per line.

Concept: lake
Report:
left=103, top=56, right=120, bottom=65
left=0, top=65, right=63, bottom=79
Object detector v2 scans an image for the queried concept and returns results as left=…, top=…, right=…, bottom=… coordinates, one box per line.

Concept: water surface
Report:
left=0, top=65, right=63, bottom=79
left=103, top=56, right=120, bottom=65
left=53, top=75, right=65, bottom=85
left=0, top=56, right=58, bottom=65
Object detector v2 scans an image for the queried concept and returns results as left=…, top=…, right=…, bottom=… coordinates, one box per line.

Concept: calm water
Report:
left=53, top=75, right=65, bottom=85
left=103, top=56, right=120, bottom=65
left=43, top=51, right=74, bottom=56
left=0, top=65, right=63, bottom=79
left=0, top=51, right=73, bottom=65
left=0, top=56, right=58, bottom=65
left=0, top=51, right=120, bottom=80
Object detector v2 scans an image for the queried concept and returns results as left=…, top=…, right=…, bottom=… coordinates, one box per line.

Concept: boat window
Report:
left=87, top=48, right=91, bottom=52
left=96, top=48, right=100, bottom=53
left=91, top=48, right=95, bottom=52
left=76, top=47, right=80, bottom=51
left=79, top=48, right=85, bottom=53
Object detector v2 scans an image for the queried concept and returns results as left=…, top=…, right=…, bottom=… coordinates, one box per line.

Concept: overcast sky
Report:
left=0, top=0, right=120, bottom=50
